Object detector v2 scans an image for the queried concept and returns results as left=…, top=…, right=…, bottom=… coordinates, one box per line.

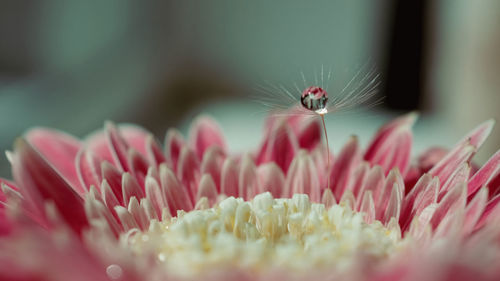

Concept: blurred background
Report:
left=1, top=0, right=499, bottom=176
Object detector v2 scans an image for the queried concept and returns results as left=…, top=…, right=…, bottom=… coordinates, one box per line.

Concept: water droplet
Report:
left=301, top=86, right=328, bottom=113
left=106, top=264, right=123, bottom=280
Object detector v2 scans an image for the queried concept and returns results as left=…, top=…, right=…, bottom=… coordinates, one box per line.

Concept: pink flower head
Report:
left=1, top=112, right=500, bottom=280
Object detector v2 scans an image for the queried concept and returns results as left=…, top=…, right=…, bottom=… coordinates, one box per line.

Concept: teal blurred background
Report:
left=1, top=1, right=499, bottom=176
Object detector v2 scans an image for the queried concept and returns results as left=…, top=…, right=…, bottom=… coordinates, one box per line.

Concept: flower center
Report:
left=121, top=192, right=402, bottom=278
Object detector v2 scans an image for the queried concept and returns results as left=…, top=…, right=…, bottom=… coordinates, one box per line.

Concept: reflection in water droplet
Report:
left=300, top=86, right=328, bottom=113
left=106, top=264, right=123, bottom=280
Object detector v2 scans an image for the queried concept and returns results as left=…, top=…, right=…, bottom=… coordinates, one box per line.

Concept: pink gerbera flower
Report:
left=1, top=112, right=500, bottom=281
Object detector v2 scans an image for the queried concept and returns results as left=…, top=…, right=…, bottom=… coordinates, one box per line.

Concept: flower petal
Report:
left=12, top=139, right=88, bottom=234
left=356, top=165, right=384, bottom=209
left=468, top=149, right=500, bottom=197
left=164, top=128, right=185, bottom=172
left=177, top=146, right=200, bottom=203
left=364, top=113, right=417, bottom=176
left=220, top=158, right=239, bottom=198
left=145, top=175, right=169, bottom=218
left=400, top=174, right=438, bottom=228
left=429, top=141, right=475, bottom=187
left=329, top=136, right=360, bottom=199
left=189, top=115, right=226, bottom=160
left=159, top=164, right=193, bottom=214
left=200, top=146, right=226, bottom=193
left=122, top=173, right=144, bottom=205
left=418, top=147, right=449, bottom=173
left=127, top=148, right=150, bottom=189
left=197, top=174, right=218, bottom=206
left=360, top=190, right=375, bottom=224
left=430, top=183, right=466, bottom=229
left=321, top=188, right=336, bottom=208
left=284, top=150, right=321, bottom=202
left=291, top=116, right=322, bottom=150
left=105, top=122, right=131, bottom=171
left=25, top=128, right=84, bottom=194
left=119, top=125, right=150, bottom=157
left=383, top=184, right=402, bottom=224
left=256, top=163, right=285, bottom=198
left=458, top=119, right=495, bottom=149
left=75, top=149, right=103, bottom=191
left=146, top=134, right=166, bottom=166
left=348, top=162, right=369, bottom=199
left=256, top=119, right=298, bottom=173
left=438, top=163, right=470, bottom=200
left=475, top=193, right=500, bottom=230
left=239, top=155, right=258, bottom=200
left=463, top=187, right=488, bottom=235
left=101, top=162, right=124, bottom=205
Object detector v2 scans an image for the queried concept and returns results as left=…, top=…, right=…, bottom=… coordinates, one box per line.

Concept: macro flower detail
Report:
left=0, top=113, right=500, bottom=280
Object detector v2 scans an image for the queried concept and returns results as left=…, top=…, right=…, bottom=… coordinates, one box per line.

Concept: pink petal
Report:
left=356, top=165, right=384, bottom=209
left=429, top=141, right=475, bottom=187
left=159, top=164, right=193, bottom=214
left=83, top=130, right=115, bottom=165
left=164, top=128, right=185, bottom=172
left=119, top=125, right=150, bottom=157
left=239, top=155, right=258, bottom=200
left=197, top=174, right=218, bottom=206
left=0, top=178, right=18, bottom=191
left=121, top=173, right=144, bottom=205
left=101, top=180, right=120, bottom=219
left=140, top=198, right=158, bottom=222
left=145, top=175, right=169, bottom=218
left=12, top=139, right=88, bottom=234
left=256, top=120, right=298, bottom=173
left=383, top=184, right=402, bottom=224
left=364, top=113, right=417, bottom=176
left=294, top=116, right=322, bottom=150
left=310, top=144, right=332, bottom=189
left=438, top=163, right=470, bottom=200
left=189, top=115, right=227, bottom=160
left=115, top=205, right=139, bottom=231
left=220, top=158, right=239, bottom=198
left=321, top=188, right=336, bottom=208
left=177, top=146, right=200, bottom=203
left=418, top=147, right=449, bottom=173
left=400, top=174, right=438, bottom=228
left=25, top=128, right=84, bottom=195
left=257, top=163, right=285, bottom=198
left=408, top=204, right=437, bottom=239
left=84, top=197, right=122, bottom=237
left=330, top=136, right=360, bottom=199
left=430, top=183, right=466, bottom=229
left=339, top=190, right=356, bottom=210
left=75, top=149, right=103, bottom=191
left=475, top=193, right=500, bottom=230
left=412, top=176, right=439, bottom=217
left=146, top=135, right=166, bottom=166
left=128, top=197, right=148, bottom=230
left=376, top=169, right=404, bottom=220
left=127, top=148, right=150, bottom=189
left=463, top=187, right=488, bottom=235
left=200, top=146, right=226, bottom=193
left=458, top=119, right=495, bottom=149
left=105, top=122, right=131, bottom=171
left=101, top=162, right=124, bottom=205
left=468, top=149, right=500, bottom=197
left=349, top=162, right=369, bottom=199
left=284, top=150, right=321, bottom=202
left=360, top=190, right=375, bottom=224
